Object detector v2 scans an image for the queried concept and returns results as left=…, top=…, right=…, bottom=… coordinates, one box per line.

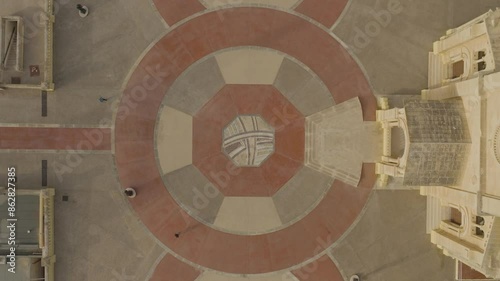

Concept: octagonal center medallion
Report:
left=222, top=115, right=275, bottom=167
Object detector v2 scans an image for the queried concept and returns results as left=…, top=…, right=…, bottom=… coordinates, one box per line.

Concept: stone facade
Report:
left=376, top=8, right=500, bottom=279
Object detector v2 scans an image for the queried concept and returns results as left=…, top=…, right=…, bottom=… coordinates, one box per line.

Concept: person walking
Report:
left=124, top=187, right=137, bottom=198
left=76, top=4, right=89, bottom=17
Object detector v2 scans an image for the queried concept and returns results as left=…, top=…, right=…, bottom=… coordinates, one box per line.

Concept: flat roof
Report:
left=0, top=195, right=39, bottom=248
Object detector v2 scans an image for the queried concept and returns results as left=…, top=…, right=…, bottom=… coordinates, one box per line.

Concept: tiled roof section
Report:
left=404, top=143, right=469, bottom=186
left=403, top=100, right=471, bottom=186
left=405, top=99, right=471, bottom=143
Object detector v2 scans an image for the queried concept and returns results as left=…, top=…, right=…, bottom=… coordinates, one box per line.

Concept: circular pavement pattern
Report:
left=193, top=83, right=304, bottom=197
left=154, top=49, right=315, bottom=235
left=115, top=6, right=376, bottom=276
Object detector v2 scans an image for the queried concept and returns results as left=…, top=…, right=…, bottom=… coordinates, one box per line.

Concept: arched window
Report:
left=390, top=127, right=405, bottom=159
left=440, top=207, right=463, bottom=234
left=449, top=60, right=465, bottom=79
left=450, top=207, right=462, bottom=227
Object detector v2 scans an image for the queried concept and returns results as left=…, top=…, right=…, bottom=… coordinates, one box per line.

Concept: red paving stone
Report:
left=261, top=153, right=302, bottom=190
left=359, top=163, right=376, bottom=189
left=330, top=69, right=377, bottom=121
left=296, top=0, right=349, bottom=28
left=192, top=118, right=223, bottom=163
left=195, top=151, right=302, bottom=196
left=0, top=127, right=111, bottom=150
left=292, top=255, right=344, bottom=281
left=275, top=118, right=305, bottom=162
left=192, top=85, right=304, bottom=196
left=458, top=261, right=491, bottom=279
left=195, top=152, right=270, bottom=196
left=152, top=0, right=205, bottom=26
left=115, top=7, right=376, bottom=274
left=150, top=254, right=201, bottom=281
left=118, top=152, right=371, bottom=274
left=195, top=86, right=238, bottom=128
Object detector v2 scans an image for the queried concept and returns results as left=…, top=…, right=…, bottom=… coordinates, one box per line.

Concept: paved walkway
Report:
left=0, top=127, right=111, bottom=151
left=3, top=0, right=494, bottom=280
left=116, top=4, right=375, bottom=280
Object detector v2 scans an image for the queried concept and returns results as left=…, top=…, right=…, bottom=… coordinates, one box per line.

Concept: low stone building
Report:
left=376, top=8, right=500, bottom=279
left=0, top=0, right=55, bottom=91
left=0, top=188, right=55, bottom=281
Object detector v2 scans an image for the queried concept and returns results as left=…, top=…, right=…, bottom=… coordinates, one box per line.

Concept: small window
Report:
left=477, top=50, right=486, bottom=60
left=451, top=60, right=464, bottom=79
left=450, top=207, right=462, bottom=226
left=476, top=216, right=485, bottom=225
left=478, top=61, right=487, bottom=71
left=475, top=227, right=484, bottom=238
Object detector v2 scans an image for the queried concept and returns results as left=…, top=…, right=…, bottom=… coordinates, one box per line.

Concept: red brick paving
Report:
left=194, top=151, right=302, bottom=196
left=331, top=71, right=377, bottom=121
left=152, top=0, right=205, bottom=26
left=115, top=7, right=376, bottom=274
left=194, top=85, right=238, bottom=128
left=360, top=163, right=376, bottom=188
left=150, top=254, right=201, bottom=281
left=118, top=165, right=371, bottom=274
left=192, top=85, right=304, bottom=196
left=195, top=152, right=270, bottom=196
left=275, top=118, right=305, bottom=162
left=142, top=9, right=375, bottom=118
left=458, top=262, right=491, bottom=279
left=192, top=118, right=223, bottom=163
left=296, top=0, right=349, bottom=28
left=0, top=127, right=111, bottom=150
left=261, top=153, right=302, bottom=190
left=292, top=255, right=344, bottom=281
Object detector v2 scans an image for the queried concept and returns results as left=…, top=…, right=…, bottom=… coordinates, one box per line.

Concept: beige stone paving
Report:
left=1, top=1, right=489, bottom=280
left=273, top=58, right=334, bottom=116
left=0, top=153, right=165, bottom=281
left=201, top=0, right=300, bottom=9
left=330, top=190, right=455, bottom=281
left=272, top=166, right=333, bottom=225
left=163, top=165, right=224, bottom=224
left=332, top=0, right=500, bottom=95
left=156, top=106, right=193, bottom=174
left=164, top=57, right=225, bottom=115
left=196, top=271, right=298, bottom=281
left=215, top=49, right=284, bottom=85
left=213, top=197, right=282, bottom=234
left=306, top=98, right=381, bottom=186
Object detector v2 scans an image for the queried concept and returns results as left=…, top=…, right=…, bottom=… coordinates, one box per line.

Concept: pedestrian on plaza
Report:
left=124, top=187, right=136, bottom=198
left=77, top=4, right=89, bottom=17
